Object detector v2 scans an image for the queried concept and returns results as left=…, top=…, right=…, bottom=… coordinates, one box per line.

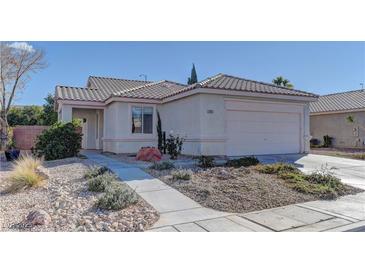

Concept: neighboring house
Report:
left=310, top=89, right=365, bottom=148
left=55, top=73, right=317, bottom=156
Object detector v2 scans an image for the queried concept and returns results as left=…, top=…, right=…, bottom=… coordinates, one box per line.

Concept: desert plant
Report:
left=226, top=156, right=259, bottom=168
left=197, top=155, right=215, bottom=168
left=310, top=138, right=320, bottom=147
left=156, top=111, right=163, bottom=152
left=84, top=165, right=111, bottom=179
left=88, top=172, right=118, bottom=192
left=304, top=165, right=342, bottom=189
left=97, top=183, right=138, bottom=210
left=256, top=162, right=300, bottom=174
left=149, top=161, right=175, bottom=170
left=323, top=135, right=333, bottom=148
left=171, top=169, right=193, bottom=180
left=165, top=134, right=184, bottom=160
left=4, top=155, right=45, bottom=193
left=33, top=120, right=82, bottom=160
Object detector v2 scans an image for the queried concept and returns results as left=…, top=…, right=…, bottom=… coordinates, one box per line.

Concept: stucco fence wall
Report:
left=310, top=111, right=365, bottom=148
left=12, top=126, right=49, bottom=150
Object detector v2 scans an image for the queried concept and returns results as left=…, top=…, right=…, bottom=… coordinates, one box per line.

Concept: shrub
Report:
left=165, top=134, right=184, bottom=160
left=256, top=162, right=300, bottom=174
left=226, top=156, right=259, bottom=168
left=33, top=121, right=82, bottom=161
left=310, top=138, right=320, bottom=147
left=171, top=169, right=192, bottom=180
left=97, top=183, right=138, bottom=210
left=197, top=156, right=215, bottom=168
left=278, top=171, right=307, bottom=184
left=323, top=135, right=333, bottom=148
left=84, top=165, right=111, bottom=179
left=4, top=155, right=45, bottom=193
left=304, top=165, right=342, bottom=189
left=88, top=172, right=118, bottom=192
left=149, top=161, right=175, bottom=170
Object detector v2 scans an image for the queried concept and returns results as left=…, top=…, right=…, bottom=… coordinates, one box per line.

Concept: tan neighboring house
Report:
left=55, top=73, right=318, bottom=156
left=310, top=89, right=365, bottom=148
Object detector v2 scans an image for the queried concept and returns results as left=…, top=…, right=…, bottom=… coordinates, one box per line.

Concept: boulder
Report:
left=26, top=210, right=51, bottom=226
left=136, top=147, right=162, bottom=162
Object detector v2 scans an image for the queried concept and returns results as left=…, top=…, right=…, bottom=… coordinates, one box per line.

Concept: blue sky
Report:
left=15, top=41, right=365, bottom=105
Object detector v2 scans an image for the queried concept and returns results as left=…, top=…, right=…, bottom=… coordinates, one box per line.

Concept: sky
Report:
left=12, top=41, right=365, bottom=105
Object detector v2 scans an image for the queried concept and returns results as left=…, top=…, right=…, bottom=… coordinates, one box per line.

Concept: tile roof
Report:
left=169, top=73, right=317, bottom=98
left=87, top=76, right=150, bottom=93
left=112, top=80, right=186, bottom=99
left=310, top=89, right=365, bottom=113
left=55, top=86, right=108, bottom=102
left=55, top=73, right=317, bottom=103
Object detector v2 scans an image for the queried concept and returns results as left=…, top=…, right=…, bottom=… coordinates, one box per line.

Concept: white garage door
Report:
left=225, top=100, right=301, bottom=156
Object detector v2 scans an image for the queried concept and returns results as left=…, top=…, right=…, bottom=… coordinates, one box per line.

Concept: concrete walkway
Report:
left=83, top=151, right=365, bottom=232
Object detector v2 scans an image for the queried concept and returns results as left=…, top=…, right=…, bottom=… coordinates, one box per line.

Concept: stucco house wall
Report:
left=158, top=91, right=310, bottom=155
left=103, top=101, right=158, bottom=153
left=310, top=111, right=365, bottom=148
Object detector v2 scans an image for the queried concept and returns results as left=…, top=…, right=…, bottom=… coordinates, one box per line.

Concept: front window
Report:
left=132, top=106, right=153, bottom=134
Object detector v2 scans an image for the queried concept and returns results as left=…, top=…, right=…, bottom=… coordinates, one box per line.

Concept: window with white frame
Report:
left=131, top=106, right=153, bottom=134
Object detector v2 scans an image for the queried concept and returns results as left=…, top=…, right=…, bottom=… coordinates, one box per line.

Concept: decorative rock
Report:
left=26, top=210, right=51, bottom=226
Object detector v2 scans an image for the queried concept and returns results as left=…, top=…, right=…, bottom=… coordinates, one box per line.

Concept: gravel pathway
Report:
left=0, top=157, right=159, bottom=232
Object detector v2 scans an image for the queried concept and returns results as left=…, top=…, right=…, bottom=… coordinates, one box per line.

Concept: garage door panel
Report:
left=227, top=122, right=300, bottom=134
left=225, top=103, right=301, bottom=156
left=227, top=111, right=299, bottom=123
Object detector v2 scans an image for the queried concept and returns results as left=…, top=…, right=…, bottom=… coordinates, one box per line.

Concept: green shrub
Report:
left=33, top=121, right=82, bottom=160
left=165, top=134, right=184, bottom=160
left=278, top=172, right=307, bottom=184
left=197, top=156, right=215, bottom=168
left=171, top=169, right=192, bottom=180
left=304, top=170, right=342, bottom=189
left=226, top=156, right=259, bottom=168
left=97, top=184, right=138, bottom=210
left=84, top=165, right=111, bottom=179
left=88, top=172, right=117, bottom=192
left=323, top=135, right=333, bottom=148
left=256, top=162, right=300, bottom=174
left=150, top=161, right=175, bottom=170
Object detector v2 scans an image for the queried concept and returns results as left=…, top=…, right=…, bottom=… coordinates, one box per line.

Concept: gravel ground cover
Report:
left=0, top=157, right=159, bottom=232
left=146, top=166, right=361, bottom=213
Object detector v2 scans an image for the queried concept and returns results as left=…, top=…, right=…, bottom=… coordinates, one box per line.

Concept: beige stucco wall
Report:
left=158, top=93, right=310, bottom=155
left=103, top=102, right=158, bottom=153
left=310, top=111, right=365, bottom=148
left=72, top=108, right=104, bottom=150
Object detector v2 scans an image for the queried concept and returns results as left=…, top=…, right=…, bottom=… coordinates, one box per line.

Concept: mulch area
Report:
left=147, top=166, right=320, bottom=213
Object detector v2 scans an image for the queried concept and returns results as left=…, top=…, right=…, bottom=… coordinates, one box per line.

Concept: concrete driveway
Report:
left=257, top=154, right=365, bottom=190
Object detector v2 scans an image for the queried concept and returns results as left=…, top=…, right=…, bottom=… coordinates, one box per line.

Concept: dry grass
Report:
left=4, top=155, right=46, bottom=193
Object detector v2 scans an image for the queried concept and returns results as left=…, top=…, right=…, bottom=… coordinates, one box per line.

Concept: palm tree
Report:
left=272, top=76, right=294, bottom=89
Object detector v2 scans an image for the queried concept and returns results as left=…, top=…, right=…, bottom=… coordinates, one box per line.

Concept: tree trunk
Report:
left=0, top=110, right=8, bottom=151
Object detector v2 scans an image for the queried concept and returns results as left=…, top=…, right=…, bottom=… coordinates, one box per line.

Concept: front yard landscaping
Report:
left=146, top=158, right=362, bottom=213
left=0, top=156, right=159, bottom=232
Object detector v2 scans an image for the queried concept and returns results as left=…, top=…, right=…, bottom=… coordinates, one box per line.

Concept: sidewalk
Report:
left=83, top=151, right=365, bottom=232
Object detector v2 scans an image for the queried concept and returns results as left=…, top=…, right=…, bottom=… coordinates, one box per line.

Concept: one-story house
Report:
left=55, top=73, right=318, bottom=156
left=310, top=89, right=365, bottom=148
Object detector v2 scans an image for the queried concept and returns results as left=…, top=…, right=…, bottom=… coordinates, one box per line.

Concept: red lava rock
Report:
left=136, top=147, right=162, bottom=162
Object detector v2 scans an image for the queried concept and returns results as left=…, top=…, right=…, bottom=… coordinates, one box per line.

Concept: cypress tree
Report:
left=187, top=64, right=198, bottom=85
